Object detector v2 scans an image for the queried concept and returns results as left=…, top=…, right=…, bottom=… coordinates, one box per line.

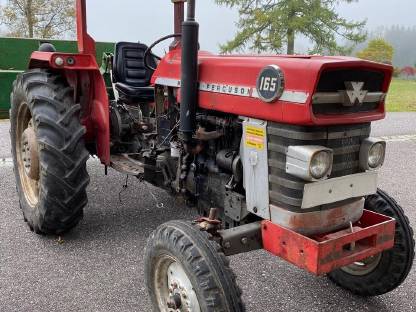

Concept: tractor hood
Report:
left=151, top=49, right=393, bottom=125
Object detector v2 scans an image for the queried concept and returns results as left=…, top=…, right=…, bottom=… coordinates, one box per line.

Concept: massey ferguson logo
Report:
left=341, top=81, right=368, bottom=106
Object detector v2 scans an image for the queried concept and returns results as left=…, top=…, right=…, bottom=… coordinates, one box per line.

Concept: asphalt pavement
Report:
left=0, top=114, right=415, bottom=312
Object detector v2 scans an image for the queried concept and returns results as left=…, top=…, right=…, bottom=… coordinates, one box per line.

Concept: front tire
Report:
left=10, top=69, right=90, bottom=235
left=145, top=220, right=245, bottom=312
left=328, top=189, right=415, bottom=296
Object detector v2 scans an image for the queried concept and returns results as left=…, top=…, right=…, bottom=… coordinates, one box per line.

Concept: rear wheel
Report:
left=145, top=220, right=245, bottom=312
left=328, top=189, right=415, bottom=296
left=10, top=69, right=90, bottom=235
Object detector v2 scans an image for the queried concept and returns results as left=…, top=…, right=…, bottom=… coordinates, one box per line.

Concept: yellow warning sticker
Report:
left=245, top=125, right=265, bottom=149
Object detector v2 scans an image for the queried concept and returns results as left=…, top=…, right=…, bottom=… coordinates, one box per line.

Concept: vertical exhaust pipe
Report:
left=179, top=0, right=199, bottom=142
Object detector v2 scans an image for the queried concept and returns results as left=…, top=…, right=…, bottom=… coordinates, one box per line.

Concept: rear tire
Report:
left=10, top=69, right=90, bottom=235
left=145, top=220, right=245, bottom=312
left=328, top=189, right=415, bottom=296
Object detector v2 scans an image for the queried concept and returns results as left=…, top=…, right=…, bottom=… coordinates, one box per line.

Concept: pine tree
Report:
left=215, top=0, right=366, bottom=54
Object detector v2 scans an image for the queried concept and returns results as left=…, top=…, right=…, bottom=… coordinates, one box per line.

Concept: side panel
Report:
left=241, top=118, right=270, bottom=220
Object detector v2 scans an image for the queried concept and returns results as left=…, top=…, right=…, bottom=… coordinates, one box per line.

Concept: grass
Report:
left=386, top=79, right=416, bottom=112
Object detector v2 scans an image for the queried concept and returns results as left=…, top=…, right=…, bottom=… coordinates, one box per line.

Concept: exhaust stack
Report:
left=179, top=0, right=199, bottom=142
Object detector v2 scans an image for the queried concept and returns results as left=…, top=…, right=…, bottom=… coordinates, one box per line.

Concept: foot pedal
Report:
left=110, top=154, right=144, bottom=176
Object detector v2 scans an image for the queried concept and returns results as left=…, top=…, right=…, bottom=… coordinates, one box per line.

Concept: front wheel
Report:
left=328, top=189, right=415, bottom=296
left=144, top=220, right=245, bottom=312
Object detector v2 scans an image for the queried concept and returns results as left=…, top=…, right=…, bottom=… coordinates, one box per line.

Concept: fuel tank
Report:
left=151, top=49, right=393, bottom=126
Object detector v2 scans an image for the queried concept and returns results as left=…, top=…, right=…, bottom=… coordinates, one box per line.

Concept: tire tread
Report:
left=10, top=69, right=90, bottom=235
left=328, top=189, right=415, bottom=296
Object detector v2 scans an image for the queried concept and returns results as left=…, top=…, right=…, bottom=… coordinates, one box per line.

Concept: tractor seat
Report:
left=113, top=42, right=157, bottom=103
left=115, top=83, right=155, bottom=102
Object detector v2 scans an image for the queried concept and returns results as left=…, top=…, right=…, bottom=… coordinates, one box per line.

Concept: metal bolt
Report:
left=208, top=208, right=218, bottom=220
left=241, top=237, right=248, bottom=245
left=253, top=207, right=258, bottom=213
left=223, top=241, right=231, bottom=249
left=67, top=57, right=75, bottom=65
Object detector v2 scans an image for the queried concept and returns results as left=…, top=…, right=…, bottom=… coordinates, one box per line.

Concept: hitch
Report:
left=196, top=208, right=263, bottom=256
left=218, top=222, right=263, bottom=256
left=195, top=208, right=222, bottom=233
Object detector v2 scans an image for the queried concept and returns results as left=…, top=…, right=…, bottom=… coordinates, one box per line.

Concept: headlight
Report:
left=310, top=150, right=332, bottom=179
left=286, top=146, right=333, bottom=181
left=360, top=138, right=386, bottom=170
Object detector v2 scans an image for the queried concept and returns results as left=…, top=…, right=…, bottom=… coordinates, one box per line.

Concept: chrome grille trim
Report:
left=267, top=122, right=371, bottom=212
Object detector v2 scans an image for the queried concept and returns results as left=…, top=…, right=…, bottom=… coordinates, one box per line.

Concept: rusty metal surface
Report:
left=218, top=222, right=263, bottom=256
left=110, top=154, right=144, bottom=176
left=270, top=198, right=364, bottom=235
left=262, top=209, right=396, bottom=275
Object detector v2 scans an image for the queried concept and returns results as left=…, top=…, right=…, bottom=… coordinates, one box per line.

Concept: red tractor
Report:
left=10, top=0, right=414, bottom=310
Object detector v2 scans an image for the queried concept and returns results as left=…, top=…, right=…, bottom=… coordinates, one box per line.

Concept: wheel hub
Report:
left=167, top=292, right=182, bottom=310
left=20, top=123, right=40, bottom=181
left=167, top=264, right=197, bottom=312
left=340, top=253, right=382, bottom=276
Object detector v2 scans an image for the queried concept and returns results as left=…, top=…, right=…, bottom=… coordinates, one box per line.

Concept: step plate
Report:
left=110, top=154, right=144, bottom=176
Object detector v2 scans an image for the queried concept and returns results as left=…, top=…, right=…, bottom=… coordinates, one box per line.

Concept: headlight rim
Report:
left=286, top=145, right=334, bottom=182
left=368, top=142, right=386, bottom=169
left=359, top=138, right=386, bottom=171
left=309, top=150, right=333, bottom=180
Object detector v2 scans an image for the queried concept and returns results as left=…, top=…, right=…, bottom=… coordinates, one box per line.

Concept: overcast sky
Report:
left=85, top=0, right=416, bottom=54
left=1, top=0, right=415, bottom=54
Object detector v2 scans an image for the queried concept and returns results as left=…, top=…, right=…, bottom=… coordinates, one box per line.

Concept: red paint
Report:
left=29, top=52, right=99, bottom=70
left=152, top=49, right=393, bottom=125
left=76, top=0, right=96, bottom=55
left=261, top=210, right=396, bottom=275
left=28, top=0, right=110, bottom=165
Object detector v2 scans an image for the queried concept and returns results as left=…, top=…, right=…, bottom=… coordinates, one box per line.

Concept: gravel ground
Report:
left=0, top=119, right=10, bottom=158
left=0, top=114, right=415, bottom=312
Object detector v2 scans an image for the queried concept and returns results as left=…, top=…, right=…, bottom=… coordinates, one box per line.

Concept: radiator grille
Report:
left=268, top=122, right=371, bottom=211
left=313, top=69, right=385, bottom=115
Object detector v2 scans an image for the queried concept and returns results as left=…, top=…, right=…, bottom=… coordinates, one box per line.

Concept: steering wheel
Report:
left=144, top=34, right=182, bottom=71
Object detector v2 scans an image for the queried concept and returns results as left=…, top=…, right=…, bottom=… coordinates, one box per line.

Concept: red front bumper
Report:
left=262, top=210, right=396, bottom=275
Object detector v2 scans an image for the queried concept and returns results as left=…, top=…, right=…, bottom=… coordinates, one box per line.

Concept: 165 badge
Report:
left=256, top=65, right=285, bottom=103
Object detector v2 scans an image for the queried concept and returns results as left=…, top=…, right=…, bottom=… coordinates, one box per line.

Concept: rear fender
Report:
left=29, top=51, right=110, bottom=165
